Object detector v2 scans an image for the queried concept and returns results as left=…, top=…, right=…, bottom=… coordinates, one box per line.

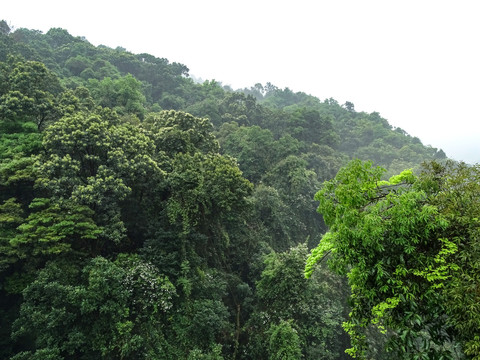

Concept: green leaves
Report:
left=10, top=198, right=102, bottom=260
left=304, top=231, right=335, bottom=278
left=87, top=74, right=146, bottom=119
left=267, top=320, right=302, bottom=360
left=144, top=110, right=219, bottom=156
left=307, top=160, right=477, bottom=359
left=12, top=256, right=175, bottom=359
left=167, top=152, right=252, bottom=233
left=253, top=244, right=348, bottom=359
left=0, top=60, right=62, bottom=131
left=36, top=109, right=166, bottom=246
left=2, top=25, right=463, bottom=359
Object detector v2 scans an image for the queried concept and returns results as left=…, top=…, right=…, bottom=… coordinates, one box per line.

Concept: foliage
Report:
left=267, top=320, right=303, bottom=360
left=0, top=59, right=62, bottom=131
left=11, top=256, right=175, bottom=359
left=87, top=74, right=146, bottom=119
left=307, top=160, right=480, bottom=359
left=0, top=22, right=461, bottom=360
left=250, top=244, right=349, bottom=360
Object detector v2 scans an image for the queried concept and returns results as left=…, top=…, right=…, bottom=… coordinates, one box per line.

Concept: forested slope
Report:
left=0, top=23, right=464, bottom=360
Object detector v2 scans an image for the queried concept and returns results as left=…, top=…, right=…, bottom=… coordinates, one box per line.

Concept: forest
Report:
left=0, top=21, right=479, bottom=360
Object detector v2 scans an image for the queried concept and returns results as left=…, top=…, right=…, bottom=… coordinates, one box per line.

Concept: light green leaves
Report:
left=304, top=231, right=335, bottom=278
left=10, top=198, right=102, bottom=259
left=143, top=110, right=219, bottom=156
left=307, top=160, right=474, bottom=358
left=0, top=60, right=62, bottom=131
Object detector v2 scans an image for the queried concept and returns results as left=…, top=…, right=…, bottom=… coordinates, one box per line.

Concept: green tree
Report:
left=65, top=55, right=91, bottom=76
left=262, top=155, right=324, bottom=248
left=87, top=74, right=146, bottom=119
left=286, top=107, right=338, bottom=147
left=249, top=184, right=296, bottom=251
left=36, top=109, right=164, bottom=248
left=250, top=244, right=348, bottom=359
left=425, top=162, right=480, bottom=359
left=0, top=123, right=41, bottom=204
left=11, top=255, right=175, bottom=360
left=267, top=320, right=302, bottom=360
left=10, top=198, right=102, bottom=263
left=0, top=20, right=11, bottom=35
left=219, top=92, right=268, bottom=127
left=306, top=160, right=478, bottom=359
left=167, top=152, right=252, bottom=259
left=219, top=125, right=277, bottom=183
left=0, top=60, right=63, bottom=131
left=143, top=110, right=219, bottom=156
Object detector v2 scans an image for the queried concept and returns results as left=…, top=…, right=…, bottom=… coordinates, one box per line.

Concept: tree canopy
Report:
left=0, top=22, right=470, bottom=360
left=307, top=160, right=480, bottom=359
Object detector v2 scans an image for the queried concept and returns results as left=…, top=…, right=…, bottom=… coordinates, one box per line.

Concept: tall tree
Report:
left=0, top=60, right=63, bottom=131
left=306, top=160, right=480, bottom=359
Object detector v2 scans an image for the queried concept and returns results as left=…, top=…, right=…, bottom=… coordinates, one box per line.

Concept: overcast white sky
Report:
left=3, top=0, right=479, bottom=163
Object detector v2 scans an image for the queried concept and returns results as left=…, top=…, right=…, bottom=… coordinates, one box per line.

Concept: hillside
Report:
left=0, top=23, right=458, bottom=360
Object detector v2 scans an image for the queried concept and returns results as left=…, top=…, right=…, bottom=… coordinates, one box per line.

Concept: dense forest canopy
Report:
left=1, top=22, right=478, bottom=360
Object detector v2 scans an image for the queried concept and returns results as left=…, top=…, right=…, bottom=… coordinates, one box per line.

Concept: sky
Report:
left=3, top=0, right=480, bottom=163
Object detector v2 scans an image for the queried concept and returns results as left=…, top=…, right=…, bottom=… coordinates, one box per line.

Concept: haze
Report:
left=3, top=0, right=479, bottom=163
